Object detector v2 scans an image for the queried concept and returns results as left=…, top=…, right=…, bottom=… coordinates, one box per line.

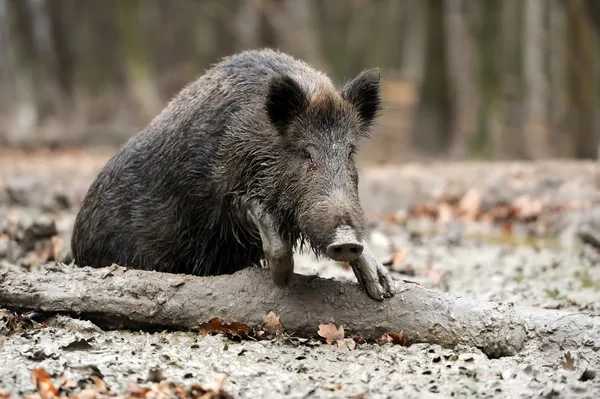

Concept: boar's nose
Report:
left=326, top=226, right=364, bottom=262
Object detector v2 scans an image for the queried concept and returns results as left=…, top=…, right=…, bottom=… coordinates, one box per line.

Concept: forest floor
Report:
left=1, top=148, right=600, bottom=398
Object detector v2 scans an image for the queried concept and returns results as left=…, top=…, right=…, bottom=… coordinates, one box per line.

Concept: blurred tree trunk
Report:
left=27, top=0, right=63, bottom=120
left=115, top=0, right=162, bottom=122
left=499, top=0, right=527, bottom=159
left=548, top=0, right=571, bottom=157
left=4, top=0, right=40, bottom=141
left=411, top=0, right=451, bottom=154
left=475, top=0, right=503, bottom=159
left=213, top=0, right=240, bottom=59
left=280, top=0, right=326, bottom=70
left=46, top=0, right=73, bottom=101
left=582, top=0, right=600, bottom=34
left=313, top=0, right=353, bottom=80
left=372, top=0, right=404, bottom=69
left=256, top=0, right=327, bottom=70
left=400, top=0, right=425, bottom=85
left=257, top=0, right=278, bottom=48
left=344, top=1, right=382, bottom=77
left=565, top=0, right=600, bottom=159
left=523, top=0, right=552, bottom=159
left=444, top=0, right=480, bottom=159
left=72, top=0, right=124, bottom=95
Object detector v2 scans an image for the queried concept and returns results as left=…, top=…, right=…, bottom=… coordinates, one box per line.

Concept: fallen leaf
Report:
left=100, top=264, right=120, bottom=279
left=562, top=351, right=575, bottom=371
left=50, top=236, right=63, bottom=261
left=318, top=323, right=344, bottom=344
left=321, top=382, right=343, bottom=391
left=377, top=332, right=408, bottom=346
left=437, top=202, right=454, bottom=223
left=31, top=368, right=58, bottom=399
left=353, top=336, right=366, bottom=345
left=513, top=194, right=544, bottom=220
left=199, top=317, right=250, bottom=338
left=336, top=338, right=357, bottom=350
left=375, top=333, right=392, bottom=345
left=262, top=311, right=284, bottom=335
left=388, top=332, right=408, bottom=346
left=92, top=376, right=108, bottom=393
left=413, top=204, right=438, bottom=219
left=459, top=188, right=482, bottom=221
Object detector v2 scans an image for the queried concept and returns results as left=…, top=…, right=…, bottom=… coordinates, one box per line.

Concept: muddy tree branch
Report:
left=1, top=263, right=599, bottom=358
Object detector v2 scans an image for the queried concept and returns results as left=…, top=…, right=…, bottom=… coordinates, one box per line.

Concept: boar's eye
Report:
left=301, top=149, right=313, bottom=162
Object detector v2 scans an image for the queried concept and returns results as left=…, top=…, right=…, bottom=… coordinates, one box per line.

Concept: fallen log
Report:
left=1, top=262, right=599, bottom=359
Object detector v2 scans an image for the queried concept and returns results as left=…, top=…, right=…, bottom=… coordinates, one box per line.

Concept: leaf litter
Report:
left=3, top=154, right=600, bottom=397
left=27, top=367, right=233, bottom=399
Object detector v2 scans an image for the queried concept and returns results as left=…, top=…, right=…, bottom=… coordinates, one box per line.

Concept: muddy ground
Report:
left=1, top=149, right=600, bottom=398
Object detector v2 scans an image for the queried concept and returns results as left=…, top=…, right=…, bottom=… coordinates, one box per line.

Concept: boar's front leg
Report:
left=246, top=200, right=294, bottom=287
left=349, top=244, right=395, bottom=300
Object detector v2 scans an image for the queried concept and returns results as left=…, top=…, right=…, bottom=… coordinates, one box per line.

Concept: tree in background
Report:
left=0, top=0, right=600, bottom=161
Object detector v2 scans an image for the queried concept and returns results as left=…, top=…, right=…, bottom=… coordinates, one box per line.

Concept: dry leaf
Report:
left=336, top=338, right=357, bottom=350
left=388, top=332, right=408, bottom=346
left=262, top=311, right=284, bottom=335
left=31, top=368, right=58, bottom=399
left=513, top=195, right=544, bottom=220
left=199, top=317, right=250, bottom=338
left=377, top=332, right=408, bottom=346
left=562, top=351, right=575, bottom=371
left=321, top=382, right=343, bottom=391
left=437, top=203, right=454, bottom=223
left=459, top=188, right=482, bottom=221
left=50, top=236, right=63, bottom=261
left=413, top=204, right=438, bottom=219
left=92, top=376, right=108, bottom=393
left=353, top=336, right=366, bottom=345
left=318, top=323, right=344, bottom=344
left=100, top=264, right=120, bottom=279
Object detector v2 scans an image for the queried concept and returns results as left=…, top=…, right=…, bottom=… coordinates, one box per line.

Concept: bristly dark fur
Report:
left=71, top=48, right=382, bottom=276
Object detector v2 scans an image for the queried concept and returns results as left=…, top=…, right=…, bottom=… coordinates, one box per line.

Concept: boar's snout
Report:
left=326, top=225, right=364, bottom=262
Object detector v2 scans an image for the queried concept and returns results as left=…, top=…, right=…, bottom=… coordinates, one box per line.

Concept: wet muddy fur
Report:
left=71, top=49, right=386, bottom=292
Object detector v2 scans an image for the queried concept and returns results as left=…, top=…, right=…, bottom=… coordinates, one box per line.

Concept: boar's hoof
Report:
left=267, top=251, right=295, bottom=288
left=349, top=244, right=395, bottom=301
left=326, top=226, right=364, bottom=262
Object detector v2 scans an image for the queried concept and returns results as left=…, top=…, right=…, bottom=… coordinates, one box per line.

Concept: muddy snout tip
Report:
left=326, top=226, right=364, bottom=262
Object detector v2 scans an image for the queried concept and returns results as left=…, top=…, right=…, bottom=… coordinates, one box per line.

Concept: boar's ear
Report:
left=341, top=68, right=382, bottom=128
left=266, top=75, right=308, bottom=133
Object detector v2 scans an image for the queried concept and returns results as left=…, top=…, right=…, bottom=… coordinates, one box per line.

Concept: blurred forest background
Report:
left=1, top=0, right=600, bottom=162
